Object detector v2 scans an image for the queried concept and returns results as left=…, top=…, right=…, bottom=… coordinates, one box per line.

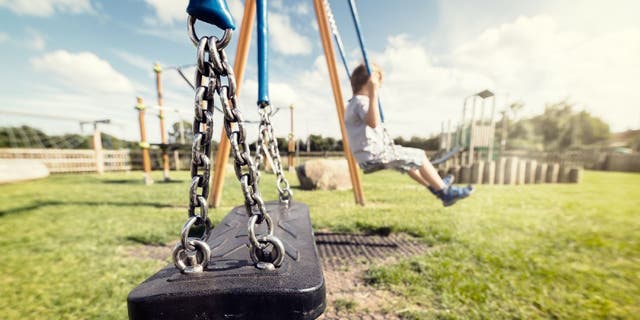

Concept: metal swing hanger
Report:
left=127, top=1, right=325, bottom=319
left=253, top=0, right=292, bottom=202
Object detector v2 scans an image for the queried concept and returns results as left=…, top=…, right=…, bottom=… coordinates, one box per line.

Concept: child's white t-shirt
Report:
left=344, top=95, right=385, bottom=163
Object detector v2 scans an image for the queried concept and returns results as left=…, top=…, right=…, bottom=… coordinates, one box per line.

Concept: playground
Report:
left=2, top=0, right=640, bottom=319
left=1, top=170, right=638, bottom=319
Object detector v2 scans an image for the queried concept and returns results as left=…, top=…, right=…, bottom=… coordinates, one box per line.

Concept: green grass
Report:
left=0, top=169, right=638, bottom=319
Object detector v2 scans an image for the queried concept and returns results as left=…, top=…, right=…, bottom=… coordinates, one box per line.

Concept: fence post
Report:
left=93, top=128, right=104, bottom=174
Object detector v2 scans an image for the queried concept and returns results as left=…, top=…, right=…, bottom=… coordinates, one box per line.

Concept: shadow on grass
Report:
left=125, top=234, right=168, bottom=246
left=101, top=179, right=144, bottom=184
left=157, top=179, right=183, bottom=184
left=0, top=200, right=184, bottom=217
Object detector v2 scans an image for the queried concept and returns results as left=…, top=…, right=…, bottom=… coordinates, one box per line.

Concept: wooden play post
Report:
left=288, top=104, right=295, bottom=171
left=135, top=97, right=153, bottom=185
left=314, top=0, right=365, bottom=205
left=154, top=63, right=170, bottom=181
left=209, top=0, right=256, bottom=208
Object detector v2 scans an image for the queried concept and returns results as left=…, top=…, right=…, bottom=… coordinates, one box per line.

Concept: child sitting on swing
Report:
left=344, top=63, right=473, bottom=207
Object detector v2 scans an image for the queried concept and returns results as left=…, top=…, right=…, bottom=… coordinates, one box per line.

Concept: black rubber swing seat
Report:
left=127, top=201, right=326, bottom=320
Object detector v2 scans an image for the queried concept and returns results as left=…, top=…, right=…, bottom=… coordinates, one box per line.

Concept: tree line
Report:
left=2, top=101, right=625, bottom=152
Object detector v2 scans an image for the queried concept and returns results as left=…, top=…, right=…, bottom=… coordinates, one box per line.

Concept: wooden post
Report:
left=495, top=157, right=506, bottom=185
left=288, top=104, right=295, bottom=171
left=468, top=96, right=477, bottom=166
left=487, top=95, right=496, bottom=162
left=154, top=63, right=170, bottom=181
left=174, top=150, right=180, bottom=171
left=500, top=108, right=508, bottom=156
left=524, top=160, right=537, bottom=184
left=568, top=167, right=582, bottom=183
left=483, top=161, right=495, bottom=185
left=535, top=163, right=547, bottom=184
left=92, top=126, right=104, bottom=174
left=504, top=156, right=518, bottom=185
left=471, top=161, right=484, bottom=185
left=314, top=0, right=365, bottom=205
left=546, top=163, right=560, bottom=183
left=209, top=0, right=256, bottom=207
left=136, top=97, right=153, bottom=185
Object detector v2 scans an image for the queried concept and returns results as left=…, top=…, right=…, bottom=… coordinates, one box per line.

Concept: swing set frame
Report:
left=208, top=0, right=366, bottom=207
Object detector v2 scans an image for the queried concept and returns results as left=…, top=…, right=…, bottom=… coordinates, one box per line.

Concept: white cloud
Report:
left=31, top=50, right=136, bottom=94
left=0, top=32, right=8, bottom=43
left=26, top=29, right=46, bottom=51
left=0, top=0, right=93, bottom=17
left=273, top=9, right=640, bottom=139
left=449, top=14, right=640, bottom=131
left=228, top=0, right=244, bottom=22
left=294, top=3, right=310, bottom=15
left=269, top=12, right=312, bottom=55
left=144, top=0, right=186, bottom=25
left=113, top=50, right=154, bottom=71
left=144, top=0, right=242, bottom=26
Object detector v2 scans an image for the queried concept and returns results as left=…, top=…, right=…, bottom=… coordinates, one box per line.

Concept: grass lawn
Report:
left=0, top=169, right=638, bottom=319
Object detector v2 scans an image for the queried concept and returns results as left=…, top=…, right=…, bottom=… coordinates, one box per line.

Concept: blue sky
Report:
left=1, top=0, right=639, bottom=144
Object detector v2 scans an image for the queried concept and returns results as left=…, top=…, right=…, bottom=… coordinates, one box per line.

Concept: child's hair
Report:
left=350, top=63, right=370, bottom=95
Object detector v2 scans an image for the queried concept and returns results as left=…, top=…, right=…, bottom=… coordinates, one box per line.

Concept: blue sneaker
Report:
left=428, top=174, right=455, bottom=196
left=435, top=184, right=474, bottom=207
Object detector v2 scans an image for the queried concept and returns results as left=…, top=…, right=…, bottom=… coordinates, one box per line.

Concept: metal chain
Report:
left=254, top=104, right=292, bottom=202
left=173, top=16, right=285, bottom=272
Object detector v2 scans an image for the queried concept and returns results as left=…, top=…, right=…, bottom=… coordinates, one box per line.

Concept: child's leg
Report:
left=407, top=169, right=430, bottom=188
left=418, top=156, right=445, bottom=191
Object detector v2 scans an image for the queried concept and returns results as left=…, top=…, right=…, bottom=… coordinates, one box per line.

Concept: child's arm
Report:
left=365, top=73, right=381, bottom=128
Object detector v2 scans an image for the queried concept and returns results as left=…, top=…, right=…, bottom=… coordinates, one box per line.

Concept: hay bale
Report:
left=295, top=159, right=352, bottom=190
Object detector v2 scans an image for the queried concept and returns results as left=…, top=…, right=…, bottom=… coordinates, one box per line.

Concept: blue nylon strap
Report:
left=257, top=0, right=269, bottom=105
left=347, top=0, right=385, bottom=123
left=186, top=0, right=236, bottom=30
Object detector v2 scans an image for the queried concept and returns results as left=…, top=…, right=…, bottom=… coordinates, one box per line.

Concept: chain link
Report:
left=254, top=104, right=292, bottom=202
left=174, top=16, right=285, bottom=273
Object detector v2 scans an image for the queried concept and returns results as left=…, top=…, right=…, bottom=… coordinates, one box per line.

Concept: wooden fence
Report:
left=0, top=148, right=130, bottom=173
left=1, top=148, right=638, bottom=174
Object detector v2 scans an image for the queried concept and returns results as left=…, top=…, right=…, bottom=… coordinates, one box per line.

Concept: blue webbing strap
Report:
left=186, top=0, right=236, bottom=30
left=347, top=0, right=385, bottom=123
left=257, top=0, right=269, bottom=105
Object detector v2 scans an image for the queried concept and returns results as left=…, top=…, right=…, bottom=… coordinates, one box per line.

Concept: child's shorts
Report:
left=359, top=146, right=426, bottom=173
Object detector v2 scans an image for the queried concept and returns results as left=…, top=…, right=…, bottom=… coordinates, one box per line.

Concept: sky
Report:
left=1, top=0, right=639, bottom=145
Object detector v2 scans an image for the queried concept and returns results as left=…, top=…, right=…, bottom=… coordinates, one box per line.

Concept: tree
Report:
left=504, top=100, right=610, bottom=151
left=169, top=121, right=193, bottom=145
